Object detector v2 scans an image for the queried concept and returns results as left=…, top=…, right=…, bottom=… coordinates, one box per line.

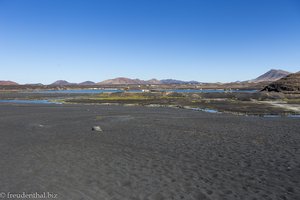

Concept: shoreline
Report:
left=2, top=100, right=300, bottom=118
left=1, top=90, right=300, bottom=116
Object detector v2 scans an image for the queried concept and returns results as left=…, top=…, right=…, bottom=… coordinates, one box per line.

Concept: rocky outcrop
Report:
left=262, top=72, right=300, bottom=92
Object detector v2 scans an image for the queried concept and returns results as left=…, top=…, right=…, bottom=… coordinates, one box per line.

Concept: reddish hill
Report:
left=0, top=81, right=19, bottom=85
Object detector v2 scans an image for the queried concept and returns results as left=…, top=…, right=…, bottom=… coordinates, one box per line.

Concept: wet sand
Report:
left=0, top=104, right=299, bottom=200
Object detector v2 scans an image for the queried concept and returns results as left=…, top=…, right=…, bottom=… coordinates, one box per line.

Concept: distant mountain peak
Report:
left=269, top=69, right=290, bottom=73
left=79, top=81, right=96, bottom=85
left=50, top=80, right=76, bottom=85
left=251, top=69, right=291, bottom=83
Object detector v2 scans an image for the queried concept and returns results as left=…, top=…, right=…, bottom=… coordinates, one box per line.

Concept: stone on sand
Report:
left=92, top=126, right=102, bottom=132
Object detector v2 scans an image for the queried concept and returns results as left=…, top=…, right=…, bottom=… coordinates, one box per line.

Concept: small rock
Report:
left=92, top=126, right=102, bottom=132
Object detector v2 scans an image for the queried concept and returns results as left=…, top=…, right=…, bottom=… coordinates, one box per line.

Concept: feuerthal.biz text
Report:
left=0, top=192, right=58, bottom=199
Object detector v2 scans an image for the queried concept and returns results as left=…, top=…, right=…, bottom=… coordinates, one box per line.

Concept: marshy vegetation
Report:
left=64, top=91, right=300, bottom=115
left=1, top=90, right=299, bottom=115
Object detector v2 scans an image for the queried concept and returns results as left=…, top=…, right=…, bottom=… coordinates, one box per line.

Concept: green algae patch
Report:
left=62, top=91, right=300, bottom=115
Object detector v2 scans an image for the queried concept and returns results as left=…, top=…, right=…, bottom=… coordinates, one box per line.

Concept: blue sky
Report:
left=0, top=0, right=300, bottom=84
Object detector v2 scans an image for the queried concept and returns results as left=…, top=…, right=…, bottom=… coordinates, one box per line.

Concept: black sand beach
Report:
left=0, top=104, right=299, bottom=200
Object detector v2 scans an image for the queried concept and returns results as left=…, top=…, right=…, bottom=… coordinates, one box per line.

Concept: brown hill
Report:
left=98, top=77, right=161, bottom=85
left=0, top=81, right=19, bottom=85
left=262, top=72, right=300, bottom=92
left=50, top=80, right=76, bottom=85
left=251, top=69, right=291, bottom=83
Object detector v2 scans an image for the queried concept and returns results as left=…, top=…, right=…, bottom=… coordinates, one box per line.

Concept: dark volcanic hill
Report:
left=98, top=77, right=161, bottom=85
left=251, top=69, right=290, bottom=83
left=262, top=72, right=300, bottom=92
left=0, top=81, right=19, bottom=85
left=79, top=81, right=96, bottom=85
left=50, top=80, right=76, bottom=85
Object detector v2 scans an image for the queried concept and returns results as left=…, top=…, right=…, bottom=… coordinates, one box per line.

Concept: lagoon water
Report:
left=25, top=89, right=124, bottom=94
left=162, top=89, right=257, bottom=93
left=1, top=99, right=299, bottom=118
left=0, top=99, right=58, bottom=104
left=25, top=89, right=257, bottom=94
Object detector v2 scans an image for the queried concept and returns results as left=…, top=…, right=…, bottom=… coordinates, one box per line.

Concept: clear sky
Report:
left=0, top=0, right=300, bottom=84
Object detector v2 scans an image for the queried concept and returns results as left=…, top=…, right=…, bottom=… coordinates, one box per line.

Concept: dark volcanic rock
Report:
left=262, top=72, right=300, bottom=92
left=92, top=126, right=103, bottom=132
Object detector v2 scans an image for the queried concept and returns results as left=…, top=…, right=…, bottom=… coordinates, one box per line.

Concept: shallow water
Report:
left=190, top=108, right=300, bottom=117
left=25, top=89, right=124, bottom=94
left=0, top=99, right=59, bottom=104
left=161, top=89, right=257, bottom=93
left=1, top=100, right=299, bottom=118
left=253, top=114, right=300, bottom=118
left=191, top=107, right=219, bottom=113
left=288, top=115, right=300, bottom=118
left=262, top=115, right=281, bottom=118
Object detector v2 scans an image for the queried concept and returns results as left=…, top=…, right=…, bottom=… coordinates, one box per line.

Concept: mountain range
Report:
left=48, top=78, right=201, bottom=85
left=160, top=79, right=201, bottom=84
left=97, top=77, right=161, bottom=85
left=0, top=69, right=293, bottom=86
left=50, top=80, right=96, bottom=85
